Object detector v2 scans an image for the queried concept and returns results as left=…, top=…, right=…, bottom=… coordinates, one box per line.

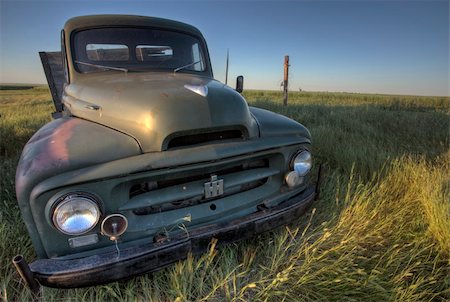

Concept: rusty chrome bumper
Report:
left=17, top=186, right=315, bottom=289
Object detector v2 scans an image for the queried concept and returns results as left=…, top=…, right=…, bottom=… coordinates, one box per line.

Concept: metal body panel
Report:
left=63, top=72, right=259, bottom=152
left=63, top=15, right=213, bottom=83
left=39, top=52, right=64, bottom=112
left=28, top=140, right=309, bottom=258
left=30, top=187, right=315, bottom=288
left=250, top=107, right=311, bottom=139
left=31, top=135, right=309, bottom=198
left=120, top=168, right=279, bottom=211
left=15, top=117, right=141, bottom=257
left=14, top=15, right=316, bottom=288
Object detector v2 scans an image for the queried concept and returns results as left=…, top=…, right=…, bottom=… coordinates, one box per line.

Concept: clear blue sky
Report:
left=1, top=0, right=448, bottom=96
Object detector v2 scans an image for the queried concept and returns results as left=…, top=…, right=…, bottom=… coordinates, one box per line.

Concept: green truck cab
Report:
left=14, top=15, right=316, bottom=289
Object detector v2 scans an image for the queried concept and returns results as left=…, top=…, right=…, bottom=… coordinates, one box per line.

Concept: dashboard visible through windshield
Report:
left=72, top=27, right=208, bottom=74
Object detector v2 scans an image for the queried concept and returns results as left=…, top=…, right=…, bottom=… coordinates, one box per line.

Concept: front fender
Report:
left=15, top=117, right=141, bottom=257
left=250, top=107, right=311, bottom=142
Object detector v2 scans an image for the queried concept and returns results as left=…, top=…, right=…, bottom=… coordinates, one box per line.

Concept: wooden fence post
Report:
left=283, top=55, right=289, bottom=106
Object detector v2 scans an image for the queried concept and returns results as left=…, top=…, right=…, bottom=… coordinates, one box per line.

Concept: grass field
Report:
left=1, top=87, right=449, bottom=301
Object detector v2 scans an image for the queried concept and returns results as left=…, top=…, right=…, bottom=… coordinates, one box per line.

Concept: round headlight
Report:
left=52, top=193, right=100, bottom=235
left=292, top=150, right=312, bottom=176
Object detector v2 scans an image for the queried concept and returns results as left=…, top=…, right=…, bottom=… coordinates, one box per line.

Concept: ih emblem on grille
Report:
left=204, top=175, right=224, bottom=198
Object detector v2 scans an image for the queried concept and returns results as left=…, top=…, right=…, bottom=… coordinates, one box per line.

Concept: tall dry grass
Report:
left=1, top=88, right=448, bottom=301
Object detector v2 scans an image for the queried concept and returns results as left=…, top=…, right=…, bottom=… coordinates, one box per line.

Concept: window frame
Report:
left=69, top=26, right=212, bottom=76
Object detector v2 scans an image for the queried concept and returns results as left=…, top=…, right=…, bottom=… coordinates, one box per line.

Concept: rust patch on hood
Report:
left=25, top=119, right=82, bottom=175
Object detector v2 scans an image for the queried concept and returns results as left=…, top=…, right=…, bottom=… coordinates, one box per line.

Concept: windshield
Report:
left=72, top=27, right=208, bottom=74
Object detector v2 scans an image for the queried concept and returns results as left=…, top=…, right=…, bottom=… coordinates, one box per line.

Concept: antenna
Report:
left=225, top=49, right=229, bottom=85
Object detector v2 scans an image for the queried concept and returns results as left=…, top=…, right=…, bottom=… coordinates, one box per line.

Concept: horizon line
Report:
left=0, top=83, right=448, bottom=98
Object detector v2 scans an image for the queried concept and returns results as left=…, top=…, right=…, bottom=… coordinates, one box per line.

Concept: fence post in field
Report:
left=283, top=55, right=289, bottom=106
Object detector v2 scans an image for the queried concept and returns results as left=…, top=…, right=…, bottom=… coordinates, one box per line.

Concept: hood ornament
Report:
left=184, top=84, right=208, bottom=97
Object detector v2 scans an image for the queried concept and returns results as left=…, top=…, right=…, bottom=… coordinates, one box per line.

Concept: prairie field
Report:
left=0, top=87, right=449, bottom=301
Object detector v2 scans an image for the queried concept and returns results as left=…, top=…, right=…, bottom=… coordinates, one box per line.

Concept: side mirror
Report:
left=236, top=75, right=244, bottom=93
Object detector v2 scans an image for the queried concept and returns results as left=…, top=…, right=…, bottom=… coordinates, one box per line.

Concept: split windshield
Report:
left=72, top=27, right=207, bottom=74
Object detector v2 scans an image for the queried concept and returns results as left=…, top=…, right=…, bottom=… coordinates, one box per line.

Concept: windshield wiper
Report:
left=75, top=61, right=128, bottom=72
left=173, top=60, right=201, bottom=73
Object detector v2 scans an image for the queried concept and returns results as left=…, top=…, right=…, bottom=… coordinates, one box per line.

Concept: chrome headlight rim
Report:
left=290, top=149, right=312, bottom=176
left=51, top=192, right=102, bottom=236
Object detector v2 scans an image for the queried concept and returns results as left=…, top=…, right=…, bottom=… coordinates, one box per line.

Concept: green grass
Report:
left=0, top=84, right=46, bottom=91
left=1, top=88, right=449, bottom=301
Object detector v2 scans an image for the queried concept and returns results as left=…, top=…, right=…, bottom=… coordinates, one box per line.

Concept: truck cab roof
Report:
left=64, top=15, right=203, bottom=37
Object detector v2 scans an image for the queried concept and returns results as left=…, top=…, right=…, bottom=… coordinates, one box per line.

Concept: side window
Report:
left=191, top=43, right=204, bottom=71
left=86, top=44, right=129, bottom=61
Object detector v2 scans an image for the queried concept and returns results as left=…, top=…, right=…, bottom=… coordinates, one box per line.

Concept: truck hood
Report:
left=64, top=72, right=259, bottom=152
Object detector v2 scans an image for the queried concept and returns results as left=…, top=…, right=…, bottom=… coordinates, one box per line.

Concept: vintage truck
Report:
left=13, top=15, right=317, bottom=290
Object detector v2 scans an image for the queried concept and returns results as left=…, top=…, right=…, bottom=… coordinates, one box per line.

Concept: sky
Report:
left=0, top=0, right=449, bottom=96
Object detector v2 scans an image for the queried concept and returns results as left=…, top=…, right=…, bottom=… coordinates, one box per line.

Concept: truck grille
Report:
left=122, top=158, right=278, bottom=215
left=164, top=129, right=246, bottom=150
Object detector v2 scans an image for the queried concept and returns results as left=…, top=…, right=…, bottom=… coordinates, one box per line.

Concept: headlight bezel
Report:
left=51, top=192, right=102, bottom=236
left=290, top=149, right=312, bottom=176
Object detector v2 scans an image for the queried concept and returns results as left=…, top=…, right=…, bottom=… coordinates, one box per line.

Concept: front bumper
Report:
left=27, top=186, right=315, bottom=288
